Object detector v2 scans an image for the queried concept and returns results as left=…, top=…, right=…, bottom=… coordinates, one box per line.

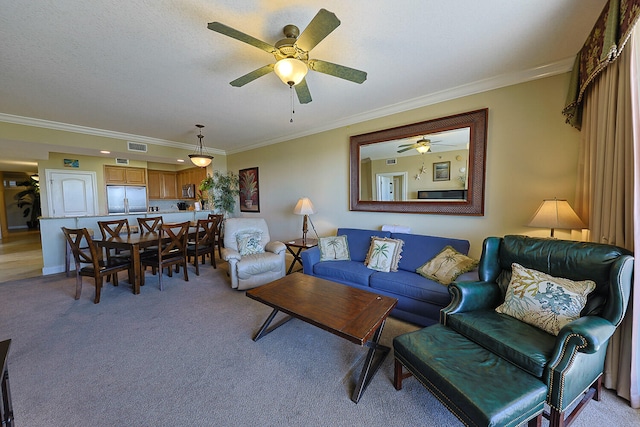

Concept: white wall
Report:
left=227, top=73, right=581, bottom=259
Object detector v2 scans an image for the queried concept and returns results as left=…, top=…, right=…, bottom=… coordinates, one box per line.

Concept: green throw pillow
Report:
left=236, top=231, right=264, bottom=256
left=495, top=263, right=596, bottom=336
left=365, top=237, right=403, bottom=272
left=318, top=235, right=350, bottom=261
left=416, top=245, right=478, bottom=285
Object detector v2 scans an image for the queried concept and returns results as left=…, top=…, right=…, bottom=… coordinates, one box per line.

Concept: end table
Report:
left=284, top=238, right=318, bottom=274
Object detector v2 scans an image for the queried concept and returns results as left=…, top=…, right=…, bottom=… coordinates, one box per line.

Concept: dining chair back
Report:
left=97, top=219, right=132, bottom=263
left=141, top=221, right=190, bottom=290
left=208, top=214, right=224, bottom=258
left=137, top=216, right=163, bottom=233
left=187, top=218, right=217, bottom=275
left=97, top=219, right=131, bottom=238
left=62, top=227, right=133, bottom=304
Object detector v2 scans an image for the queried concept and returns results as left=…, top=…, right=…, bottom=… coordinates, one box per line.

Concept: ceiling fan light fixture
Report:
left=274, top=58, right=308, bottom=86
left=189, top=124, right=213, bottom=168
left=416, top=145, right=431, bottom=154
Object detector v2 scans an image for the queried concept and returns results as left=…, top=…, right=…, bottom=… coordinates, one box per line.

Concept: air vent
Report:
left=127, top=141, right=147, bottom=152
left=115, top=158, right=130, bottom=165
left=386, top=158, right=397, bottom=165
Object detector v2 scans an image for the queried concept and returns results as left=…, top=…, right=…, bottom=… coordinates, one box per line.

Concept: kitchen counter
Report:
left=39, top=210, right=215, bottom=275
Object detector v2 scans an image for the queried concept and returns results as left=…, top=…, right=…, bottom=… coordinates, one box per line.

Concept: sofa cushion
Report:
left=365, top=237, right=404, bottom=272
left=312, top=260, right=374, bottom=287
left=391, top=232, right=470, bottom=272
left=496, top=263, right=596, bottom=335
left=369, top=270, right=451, bottom=306
left=236, top=231, right=264, bottom=256
left=337, top=228, right=390, bottom=262
left=445, top=310, right=556, bottom=378
left=318, top=235, right=350, bottom=261
left=416, top=245, right=478, bottom=285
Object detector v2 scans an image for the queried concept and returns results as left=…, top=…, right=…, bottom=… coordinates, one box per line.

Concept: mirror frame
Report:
left=350, top=108, right=488, bottom=215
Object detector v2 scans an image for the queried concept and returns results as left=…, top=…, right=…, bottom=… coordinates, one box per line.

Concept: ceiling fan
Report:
left=207, top=9, right=367, bottom=104
left=397, top=137, right=444, bottom=154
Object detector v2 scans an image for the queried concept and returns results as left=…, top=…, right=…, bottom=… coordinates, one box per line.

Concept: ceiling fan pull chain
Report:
left=290, top=85, right=295, bottom=123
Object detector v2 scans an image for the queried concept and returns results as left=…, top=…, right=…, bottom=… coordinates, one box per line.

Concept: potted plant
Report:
left=202, top=171, right=239, bottom=217
left=15, top=176, right=41, bottom=229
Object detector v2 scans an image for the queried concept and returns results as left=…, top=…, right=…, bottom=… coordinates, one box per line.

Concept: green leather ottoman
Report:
left=393, top=324, right=546, bottom=427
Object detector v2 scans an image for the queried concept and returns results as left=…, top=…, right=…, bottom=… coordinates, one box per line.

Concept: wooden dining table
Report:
left=94, top=232, right=162, bottom=295
left=94, top=223, right=207, bottom=295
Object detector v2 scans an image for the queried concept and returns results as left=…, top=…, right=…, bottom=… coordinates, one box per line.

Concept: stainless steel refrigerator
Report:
left=106, top=186, right=147, bottom=214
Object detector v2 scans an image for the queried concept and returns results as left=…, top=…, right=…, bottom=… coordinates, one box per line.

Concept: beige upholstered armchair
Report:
left=221, top=218, right=286, bottom=290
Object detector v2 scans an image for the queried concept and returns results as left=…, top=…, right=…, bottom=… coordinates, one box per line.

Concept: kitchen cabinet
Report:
left=177, top=168, right=206, bottom=199
left=104, top=166, right=146, bottom=185
left=147, top=170, right=177, bottom=200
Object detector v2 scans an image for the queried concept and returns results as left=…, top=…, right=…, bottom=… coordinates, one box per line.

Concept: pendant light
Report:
left=189, top=124, right=213, bottom=168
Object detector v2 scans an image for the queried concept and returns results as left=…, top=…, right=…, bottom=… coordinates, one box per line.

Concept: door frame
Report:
left=375, top=172, right=408, bottom=201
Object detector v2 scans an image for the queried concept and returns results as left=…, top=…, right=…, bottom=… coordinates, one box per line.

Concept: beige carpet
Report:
left=1, top=264, right=638, bottom=426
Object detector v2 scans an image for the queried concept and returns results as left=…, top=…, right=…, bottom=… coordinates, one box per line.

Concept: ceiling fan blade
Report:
left=295, top=9, right=341, bottom=52
left=307, top=59, right=367, bottom=84
left=295, top=78, right=312, bottom=104
left=229, top=64, right=275, bottom=87
left=207, top=22, right=277, bottom=54
left=397, top=147, right=414, bottom=153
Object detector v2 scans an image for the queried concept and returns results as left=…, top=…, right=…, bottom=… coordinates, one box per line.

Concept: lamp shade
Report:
left=527, top=198, right=585, bottom=237
left=274, top=58, right=308, bottom=86
left=415, top=145, right=431, bottom=154
left=293, top=197, right=316, bottom=215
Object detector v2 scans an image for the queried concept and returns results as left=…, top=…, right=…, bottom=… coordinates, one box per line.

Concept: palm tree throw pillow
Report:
left=365, top=237, right=404, bottom=272
left=417, top=245, right=478, bottom=285
left=318, top=236, right=350, bottom=261
left=495, top=263, right=596, bottom=336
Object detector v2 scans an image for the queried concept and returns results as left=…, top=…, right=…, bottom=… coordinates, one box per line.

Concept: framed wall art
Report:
left=433, top=161, right=450, bottom=181
left=239, top=167, right=260, bottom=212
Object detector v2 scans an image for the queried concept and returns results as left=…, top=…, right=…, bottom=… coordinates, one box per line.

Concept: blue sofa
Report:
left=301, top=228, right=478, bottom=326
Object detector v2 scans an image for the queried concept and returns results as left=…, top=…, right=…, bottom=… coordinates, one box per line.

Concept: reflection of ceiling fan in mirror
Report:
left=207, top=9, right=367, bottom=104
left=397, top=137, right=447, bottom=153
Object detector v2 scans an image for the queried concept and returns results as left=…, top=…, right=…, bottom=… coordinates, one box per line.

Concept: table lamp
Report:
left=293, top=197, right=316, bottom=244
left=527, top=198, right=586, bottom=237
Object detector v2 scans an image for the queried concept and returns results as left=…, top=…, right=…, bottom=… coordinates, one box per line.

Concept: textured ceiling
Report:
left=0, top=0, right=605, bottom=171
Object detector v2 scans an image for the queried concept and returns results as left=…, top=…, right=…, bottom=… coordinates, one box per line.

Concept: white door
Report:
left=46, top=170, right=98, bottom=217
left=377, top=176, right=394, bottom=201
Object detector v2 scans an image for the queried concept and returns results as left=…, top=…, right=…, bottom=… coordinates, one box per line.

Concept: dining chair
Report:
left=97, top=219, right=133, bottom=277
left=137, top=216, right=163, bottom=233
left=187, top=218, right=217, bottom=275
left=208, top=213, right=224, bottom=259
left=62, top=227, right=133, bottom=304
left=141, top=221, right=190, bottom=290
left=65, top=228, right=94, bottom=277
left=137, top=216, right=164, bottom=265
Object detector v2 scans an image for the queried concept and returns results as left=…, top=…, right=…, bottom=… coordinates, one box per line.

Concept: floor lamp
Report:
left=293, top=197, right=316, bottom=244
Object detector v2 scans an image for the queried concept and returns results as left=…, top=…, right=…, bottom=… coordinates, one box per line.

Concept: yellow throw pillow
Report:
left=495, top=263, right=596, bottom=336
left=416, top=246, right=478, bottom=285
left=365, top=237, right=403, bottom=272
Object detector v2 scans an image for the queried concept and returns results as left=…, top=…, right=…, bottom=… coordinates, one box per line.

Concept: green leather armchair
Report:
left=441, top=235, right=634, bottom=426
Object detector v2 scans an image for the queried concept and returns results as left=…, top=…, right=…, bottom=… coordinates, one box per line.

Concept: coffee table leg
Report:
left=252, top=308, right=293, bottom=341
left=351, top=320, right=390, bottom=403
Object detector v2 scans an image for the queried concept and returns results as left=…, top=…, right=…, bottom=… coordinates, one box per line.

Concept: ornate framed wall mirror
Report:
left=350, top=109, right=487, bottom=215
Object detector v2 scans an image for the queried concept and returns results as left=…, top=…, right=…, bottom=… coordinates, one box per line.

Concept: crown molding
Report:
left=226, top=57, right=575, bottom=154
left=0, top=113, right=226, bottom=155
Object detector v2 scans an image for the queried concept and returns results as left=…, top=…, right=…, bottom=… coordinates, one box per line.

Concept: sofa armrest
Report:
left=440, top=281, right=502, bottom=323
left=549, top=316, right=615, bottom=362
left=301, top=246, right=320, bottom=275
left=221, top=247, right=241, bottom=262
left=546, top=316, right=616, bottom=410
left=265, top=241, right=286, bottom=255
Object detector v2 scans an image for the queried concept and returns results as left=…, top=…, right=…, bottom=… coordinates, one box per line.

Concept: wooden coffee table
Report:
left=246, top=273, right=398, bottom=403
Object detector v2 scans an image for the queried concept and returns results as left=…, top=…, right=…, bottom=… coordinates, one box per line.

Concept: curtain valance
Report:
left=563, top=0, right=640, bottom=128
